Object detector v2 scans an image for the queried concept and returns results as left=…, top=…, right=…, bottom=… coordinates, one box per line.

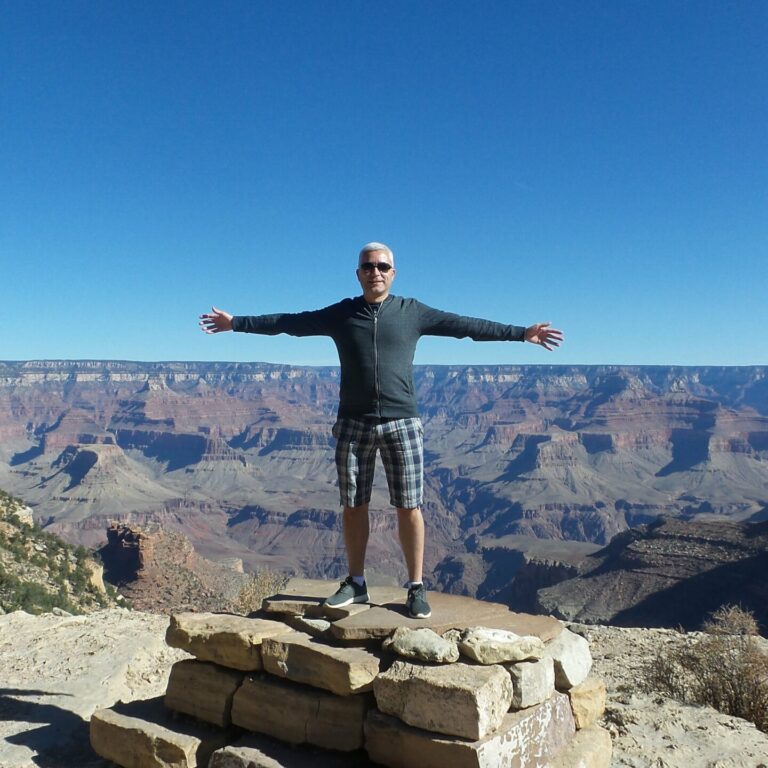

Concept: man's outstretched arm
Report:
left=199, top=306, right=233, bottom=334
left=524, top=322, right=564, bottom=351
left=199, top=304, right=338, bottom=337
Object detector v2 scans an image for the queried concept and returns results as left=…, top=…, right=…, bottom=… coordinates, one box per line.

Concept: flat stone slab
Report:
left=462, top=611, right=563, bottom=643
left=262, top=578, right=403, bottom=617
left=165, top=659, right=245, bottom=727
left=166, top=612, right=290, bottom=670
left=330, top=592, right=511, bottom=641
left=365, top=692, right=576, bottom=768
left=232, top=674, right=373, bottom=752
left=261, top=631, right=381, bottom=695
left=90, top=696, right=232, bottom=768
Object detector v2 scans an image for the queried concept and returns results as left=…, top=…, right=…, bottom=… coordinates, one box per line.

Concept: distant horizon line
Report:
left=1, top=359, right=765, bottom=371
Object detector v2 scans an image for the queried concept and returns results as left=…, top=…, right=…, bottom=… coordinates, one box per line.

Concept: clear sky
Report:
left=2, top=1, right=765, bottom=366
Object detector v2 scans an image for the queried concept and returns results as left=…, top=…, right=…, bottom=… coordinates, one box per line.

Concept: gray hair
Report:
left=358, top=242, right=394, bottom=262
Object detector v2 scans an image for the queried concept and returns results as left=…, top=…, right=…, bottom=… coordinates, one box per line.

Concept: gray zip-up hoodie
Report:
left=232, top=295, right=526, bottom=419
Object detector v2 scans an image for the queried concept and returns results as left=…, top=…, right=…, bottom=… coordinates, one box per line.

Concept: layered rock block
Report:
left=165, top=659, right=245, bottom=727
left=365, top=692, right=576, bottom=768
left=374, top=659, right=513, bottom=740
left=91, top=578, right=608, bottom=768
left=231, top=673, right=373, bottom=751
left=166, top=611, right=289, bottom=671
left=90, top=698, right=231, bottom=768
left=260, top=630, right=381, bottom=695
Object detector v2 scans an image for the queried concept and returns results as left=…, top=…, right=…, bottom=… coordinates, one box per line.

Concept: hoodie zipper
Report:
left=373, top=305, right=380, bottom=416
left=370, top=299, right=387, bottom=418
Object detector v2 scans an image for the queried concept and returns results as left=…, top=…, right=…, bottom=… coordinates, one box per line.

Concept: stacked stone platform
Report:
left=89, top=578, right=611, bottom=768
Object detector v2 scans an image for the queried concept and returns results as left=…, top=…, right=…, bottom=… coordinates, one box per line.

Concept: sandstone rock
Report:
left=373, top=659, right=513, bottom=740
left=547, top=725, right=612, bottom=768
left=330, top=592, right=510, bottom=641
left=165, top=659, right=245, bottom=727
left=543, top=627, right=593, bottom=689
left=90, top=697, right=231, bottom=768
left=450, top=611, right=563, bottom=643
left=458, top=627, right=545, bottom=664
left=365, top=692, right=576, bottom=768
left=165, top=611, right=289, bottom=671
left=322, top=601, right=372, bottom=620
left=506, top=657, right=555, bottom=709
left=568, top=676, right=607, bottom=729
left=282, top=613, right=332, bottom=638
left=231, top=674, right=372, bottom=751
left=382, top=626, right=460, bottom=663
left=261, top=578, right=402, bottom=617
left=442, top=628, right=461, bottom=643
left=209, top=734, right=373, bottom=767
left=260, top=631, right=381, bottom=695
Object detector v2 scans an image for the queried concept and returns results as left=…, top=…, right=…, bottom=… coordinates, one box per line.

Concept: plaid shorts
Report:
left=332, top=416, right=424, bottom=509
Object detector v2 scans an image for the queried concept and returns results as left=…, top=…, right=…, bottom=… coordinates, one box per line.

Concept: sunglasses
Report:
left=359, top=262, right=393, bottom=274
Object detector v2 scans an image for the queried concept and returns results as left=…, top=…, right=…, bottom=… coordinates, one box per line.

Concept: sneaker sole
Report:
left=324, top=594, right=370, bottom=609
left=408, top=609, right=432, bottom=619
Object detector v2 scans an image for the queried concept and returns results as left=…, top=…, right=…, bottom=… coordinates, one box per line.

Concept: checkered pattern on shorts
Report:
left=332, top=416, right=424, bottom=509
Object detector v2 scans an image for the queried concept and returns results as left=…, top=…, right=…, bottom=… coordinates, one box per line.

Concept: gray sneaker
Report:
left=324, top=576, right=370, bottom=608
left=406, top=583, right=432, bottom=618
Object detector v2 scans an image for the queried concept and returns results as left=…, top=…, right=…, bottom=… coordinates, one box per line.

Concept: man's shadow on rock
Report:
left=1, top=687, right=107, bottom=767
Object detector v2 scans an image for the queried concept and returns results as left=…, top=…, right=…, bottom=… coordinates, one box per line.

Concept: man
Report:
left=200, top=242, right=563, bottom=619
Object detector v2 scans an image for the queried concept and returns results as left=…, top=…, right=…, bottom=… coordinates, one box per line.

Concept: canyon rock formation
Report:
left=1, top=361, right=766, bottom=602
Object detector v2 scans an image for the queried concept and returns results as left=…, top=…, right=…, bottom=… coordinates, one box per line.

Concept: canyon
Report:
left=0, top=360, right=766, bottom=610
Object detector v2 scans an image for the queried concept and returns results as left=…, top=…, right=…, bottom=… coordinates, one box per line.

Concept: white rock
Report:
left=383, top=626, right=460, bottom=663
left=506, top=657, right=556, bottom=709
left=543, top=627, right=592, bottom=689
left=458, top=627, right=545, bottom=664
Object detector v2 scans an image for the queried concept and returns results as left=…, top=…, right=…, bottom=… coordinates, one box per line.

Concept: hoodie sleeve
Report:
left=417, top=302, right=526, bottom=342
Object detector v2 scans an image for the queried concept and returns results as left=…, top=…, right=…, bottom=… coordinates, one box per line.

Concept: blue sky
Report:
left=2, top=1, right=765, bottom=366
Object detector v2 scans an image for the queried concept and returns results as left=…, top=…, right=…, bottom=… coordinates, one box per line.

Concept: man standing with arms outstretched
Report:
left=200, top=242, right=563, bottom=618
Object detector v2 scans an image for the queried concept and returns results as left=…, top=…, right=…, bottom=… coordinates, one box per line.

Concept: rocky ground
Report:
left=579, top=623, right=768, bottom=768
left=1, top=610, right=767, bottom=768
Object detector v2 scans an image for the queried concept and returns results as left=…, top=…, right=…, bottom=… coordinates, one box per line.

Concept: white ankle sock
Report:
left=351, top=575, right=366, bottom=587
left=408, top=581, right=423, bottom=589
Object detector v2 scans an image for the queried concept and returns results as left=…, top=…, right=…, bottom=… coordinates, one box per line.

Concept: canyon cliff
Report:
left=0, top=361, right=765, bottom=603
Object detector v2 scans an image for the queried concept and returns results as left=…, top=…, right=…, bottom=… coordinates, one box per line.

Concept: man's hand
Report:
left=524, top=322, right=563, bottom=351
left=199, top=306, right=234, bottom=334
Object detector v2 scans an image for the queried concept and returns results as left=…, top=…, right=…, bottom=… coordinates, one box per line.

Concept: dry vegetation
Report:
left=0, top=489, right=119, bottom=615
left=227, top=568, right=289, bottom=615
left=644, top=604, right=768, bottom=733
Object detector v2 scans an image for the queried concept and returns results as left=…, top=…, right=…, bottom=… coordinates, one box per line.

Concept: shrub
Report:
left=644, top=604, right=768, bottom=733
left=228, top=569, right=288, bottom=615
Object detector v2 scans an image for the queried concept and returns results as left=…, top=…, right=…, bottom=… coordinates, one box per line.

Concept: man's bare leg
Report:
left=324, top=504, right=371, bottom=607
left=343, top=503, right=370, bottom=577
left=396, top=506, right=424, bottom=583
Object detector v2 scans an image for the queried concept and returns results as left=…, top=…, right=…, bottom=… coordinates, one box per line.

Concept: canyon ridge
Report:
left=1, top=361, right=765, bottom=613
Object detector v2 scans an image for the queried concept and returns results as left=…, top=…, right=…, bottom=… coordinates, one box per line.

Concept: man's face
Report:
left=356, top=250, right=396, bottom=302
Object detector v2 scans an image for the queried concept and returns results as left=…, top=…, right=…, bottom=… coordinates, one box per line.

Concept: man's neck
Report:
left=363, top=292, right=390, bottom=304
